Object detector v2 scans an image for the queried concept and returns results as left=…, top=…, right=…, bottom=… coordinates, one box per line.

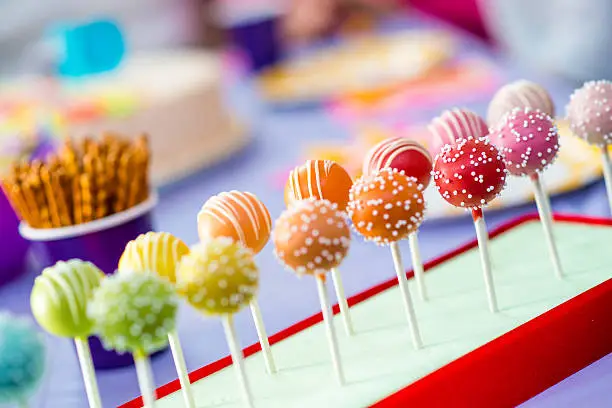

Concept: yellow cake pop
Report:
left=118, top=232, right=190, bottom=283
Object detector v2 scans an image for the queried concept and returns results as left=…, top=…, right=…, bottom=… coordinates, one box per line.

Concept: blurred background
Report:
left=0, top=0, right=611, bottom=407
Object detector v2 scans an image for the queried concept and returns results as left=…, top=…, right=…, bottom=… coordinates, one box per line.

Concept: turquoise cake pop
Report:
left=88, top=271, right=178, bottom=407
left=0, top=312, right=46, bottom=407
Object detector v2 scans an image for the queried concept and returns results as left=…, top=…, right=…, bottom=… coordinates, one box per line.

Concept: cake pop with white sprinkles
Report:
left=567, top=80, right=612, bottom=215
left=273, top=198, right=350, bottom=384
left=273, top=198, right=351, bottom=277
left=490, top=108, right=560, bottom=176
left=433, top=136, right=507, bottom=313
left=490, top=108, right=564, bottom=279
left=348, top=167, right=425, bottom=349
left=177, top=237, right=259, bottom=407
left=0, top=313, right=45, bottom=407
left=488, top=80, right=555, bottom=127
left=567, top=80, right=612, bottom=148
left=88, top=271, right=178, bottom=407
left=361, top=140, right=432, bottom=300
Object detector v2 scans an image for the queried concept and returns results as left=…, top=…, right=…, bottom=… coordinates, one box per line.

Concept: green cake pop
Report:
left=31, top=259, right=104, bottom=338
left=88, top=271, right=178, bottom=407
left=30, top=259, right=104, bottom=408
left=177, top=237, right=259, bottom=408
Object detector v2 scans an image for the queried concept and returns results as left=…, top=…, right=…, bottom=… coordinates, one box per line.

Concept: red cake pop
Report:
left=433, top=136, right=507, bottom=313
left=433, top=137, right=507, bottom=209
left=428, top=108, right=488, bottom=151
left=362, top=138, right=433, bottom=188
left=490, top=108, right=560, bottom=176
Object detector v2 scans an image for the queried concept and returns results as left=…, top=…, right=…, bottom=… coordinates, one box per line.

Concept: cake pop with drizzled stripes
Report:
left=197, top=190, right=276, bottom=374
left=285, top=160, right=353, bottom=211
left=488, top=80, right=555, bottom=127
left=428, top=108, right=488, bottom=151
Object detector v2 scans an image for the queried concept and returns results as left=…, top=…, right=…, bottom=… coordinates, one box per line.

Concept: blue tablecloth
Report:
left=1, top=17, right=611, bottom=408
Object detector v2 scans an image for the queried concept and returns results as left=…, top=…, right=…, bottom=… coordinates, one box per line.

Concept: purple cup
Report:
left=19, top=193, right=162, bottom=370
left=0, top=189, right=30, bottom=287
left=230, top=15, right=281, bottom=72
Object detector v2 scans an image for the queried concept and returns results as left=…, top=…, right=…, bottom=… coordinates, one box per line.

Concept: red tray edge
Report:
left=119, top=212, right=612, bottom=408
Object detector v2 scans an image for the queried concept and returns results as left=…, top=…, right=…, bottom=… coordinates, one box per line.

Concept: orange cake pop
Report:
left=348, top=167, right=425, bottom=349
left=273, top=198, right=351, bottom=384
left=198, top=191, right=272, bottom=254
left=197, top=190, right=276, bottom=374
left=348, top=168, right=425, bottom=245
left=284, top=160, right=353, bottom=211
left=274, top=198, right=351, bottom=276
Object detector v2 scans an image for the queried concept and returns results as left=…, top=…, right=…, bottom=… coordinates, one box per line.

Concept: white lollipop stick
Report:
left=222, top=315, right=255, bottom=408
left=249, top=299, right=277, bottom=374
left=530, top=173, right=563, bottom=279
left=408, top=233, right=428, bottom=301
left=601, top=146, right=612, bottom=215
left=315, top=274, right=345, bottom=385
left=134, top=352, right=157, bottom=408
left=74, top=337, right=102, bottom=408
left=471, top=208, right=498, bottom=313
left=167, top=330, right=195, bottom=408
left=390, top=242, right=422, bottom=349
left=330, top=268, right=354, bottom=336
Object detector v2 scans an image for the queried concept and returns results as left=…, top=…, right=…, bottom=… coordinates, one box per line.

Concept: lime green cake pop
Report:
left=30, top=259, right=104, bottom=338
left=88, top=271, right=178, bottom=355
left=177, top=237, right=259, bottom=315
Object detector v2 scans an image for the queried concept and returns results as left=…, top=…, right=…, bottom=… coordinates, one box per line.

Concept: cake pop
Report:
left=0, top=313, right=45, bottom=407
left=491, top=108, right=563, bottom=278
left=567, top=80, right=612, bottom=214
left=284, top=162, right=355, bottom=335
left=433, top=136, right=507, bottom=312
left=88, top=271, right=178, bottom=408
left=428, top=108, right=488, bottom=151
left=119, top=232, right=194, bottom=408
left=198, top=191, right=276, bottom=373
left=177, top=237, right=259, bottom=408
left=285, top=160, right=353, bottom=211
left=30, top=260, right=104, bottom=408
left=273, top=198, right=351, bottom=384
left=348, top=168, right=425, bottom=349
left=488, top=80, right=555, bottom=127
left=362, top=138, right=432, bottom=300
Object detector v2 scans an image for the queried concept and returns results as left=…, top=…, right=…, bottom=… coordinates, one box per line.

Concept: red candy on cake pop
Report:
left=490, top=108, right=560, bottom=176
left=488, top=80, right=555, bottom=127
left=428, top=108, right=488, bottom=150
left=567, top=80, right=612, bottom=148
left=433, top=137, right=507, bottom=209
left=362, top=138, right=433, bottom=188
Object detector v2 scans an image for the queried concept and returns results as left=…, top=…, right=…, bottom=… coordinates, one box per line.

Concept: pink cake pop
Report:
left=362, top=138, right=433, bottom=188
left=491, top=108, right=563, bottom=278
left=490, top=108, right=560, bottom=177
left=428, top=108, right=488, bottom=152
left=487, top=80, right=555, bottom=127
left=433, top=136, right=507, bottom=312
left=361, top=138, right=432, bottom=301
left=567, top=80, right=612, bottom=215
